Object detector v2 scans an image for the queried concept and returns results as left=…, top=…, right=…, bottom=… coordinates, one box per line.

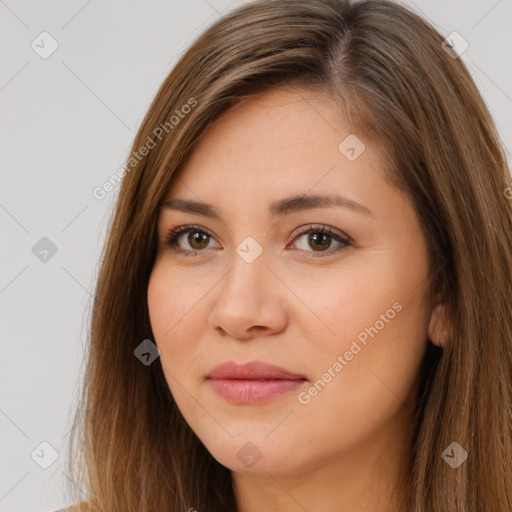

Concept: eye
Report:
left=287, top=224, right=350, bottom=257
left=161, top=223, right=351, bottom=257
left=162, top=224, right=220, bottom=257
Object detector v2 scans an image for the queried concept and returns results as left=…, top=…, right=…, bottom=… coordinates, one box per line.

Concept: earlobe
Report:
left=427, top=300, right=450, bottom=348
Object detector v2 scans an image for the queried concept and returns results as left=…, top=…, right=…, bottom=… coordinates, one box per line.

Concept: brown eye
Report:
left=162, top=223, right=350, bottom=258
left=289, top=224, right=350, bottom=256
left=187, top=231, right=210, bottom=250
left=163, top=225, right=219, bottom=256
left=307, top=232, right=331, bottom=251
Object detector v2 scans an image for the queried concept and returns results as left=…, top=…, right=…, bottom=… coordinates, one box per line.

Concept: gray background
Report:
left=1, top=1, right=511, bottom=510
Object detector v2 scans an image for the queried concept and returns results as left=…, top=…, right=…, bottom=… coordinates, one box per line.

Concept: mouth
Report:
left=206, top=360, right=308, bottom=404
left=206, top=377, right=307, bottom=404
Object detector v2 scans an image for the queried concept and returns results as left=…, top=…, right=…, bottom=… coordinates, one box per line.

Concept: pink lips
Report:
left=206, top=361, right=307, bottom=404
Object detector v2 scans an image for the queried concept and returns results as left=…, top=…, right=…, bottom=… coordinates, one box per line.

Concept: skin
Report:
left=147, top=87, right=448, bottom=512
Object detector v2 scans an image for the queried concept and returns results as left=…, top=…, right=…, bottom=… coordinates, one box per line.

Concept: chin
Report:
left=202, top=436, right=305, bottom=476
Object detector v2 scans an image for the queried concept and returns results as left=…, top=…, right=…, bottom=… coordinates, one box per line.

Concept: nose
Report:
left=207, top=248, right=288, bottom=341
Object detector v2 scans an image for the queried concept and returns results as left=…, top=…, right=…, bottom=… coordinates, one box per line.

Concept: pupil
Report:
left=310, top=232, right=329, bottom=251
left=190, top=231, right=208, bottom=249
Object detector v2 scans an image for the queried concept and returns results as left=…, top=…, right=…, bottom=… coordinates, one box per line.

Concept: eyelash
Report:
left=161, top=223, right=351, bottom=258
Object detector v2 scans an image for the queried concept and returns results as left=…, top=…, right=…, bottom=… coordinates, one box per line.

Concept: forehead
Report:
left=165, top=87, right=384, bottom=203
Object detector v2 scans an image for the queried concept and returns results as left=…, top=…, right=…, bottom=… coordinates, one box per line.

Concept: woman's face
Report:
left=147, top=87, right=440, bottom=479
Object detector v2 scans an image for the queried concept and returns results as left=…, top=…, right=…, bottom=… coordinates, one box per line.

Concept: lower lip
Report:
left=207, top=378, right=306, bottom=404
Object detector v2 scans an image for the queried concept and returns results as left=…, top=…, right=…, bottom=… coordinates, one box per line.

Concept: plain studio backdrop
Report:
left=0, top=0, right=511, bottom=510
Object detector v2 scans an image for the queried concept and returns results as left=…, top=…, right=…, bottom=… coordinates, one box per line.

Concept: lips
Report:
left=206, top=361, right=307, bottom=404
left=206, top=360, right=307, bottom=381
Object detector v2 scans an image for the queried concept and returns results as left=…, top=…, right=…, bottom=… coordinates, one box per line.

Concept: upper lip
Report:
left=207, top=361, right=307, bottom=380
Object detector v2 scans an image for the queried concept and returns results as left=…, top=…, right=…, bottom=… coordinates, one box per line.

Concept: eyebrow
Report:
left=159, top=193, right=373, bottom=219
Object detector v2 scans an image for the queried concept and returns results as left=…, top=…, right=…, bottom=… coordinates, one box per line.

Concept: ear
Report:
left=427, top=294, right=451, bottom=348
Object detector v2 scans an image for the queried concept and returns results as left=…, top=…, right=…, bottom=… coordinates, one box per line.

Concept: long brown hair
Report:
left=65, top=1, right=512, bottom=510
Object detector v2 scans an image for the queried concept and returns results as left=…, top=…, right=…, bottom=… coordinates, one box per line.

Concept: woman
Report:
left=61, top=0, right=512, bottom=510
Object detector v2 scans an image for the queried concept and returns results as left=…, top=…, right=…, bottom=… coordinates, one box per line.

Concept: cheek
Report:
left=289, top=294, right=427, bottom=460
left=147, top=268, right=216, bottom=444
left=147, top=265, right=201, bottom=381
left=148, top=262, right=199, bottom=338
left=290, top=256, right=429, bottom=402
left=282, top=261, right=400, bottom=354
